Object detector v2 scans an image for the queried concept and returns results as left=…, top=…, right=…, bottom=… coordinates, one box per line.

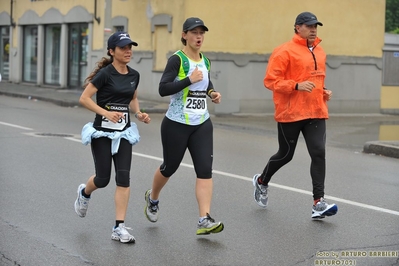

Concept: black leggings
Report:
left=159, top=117, right=213, bottom=178
left=260, top=119, right=326, bottom=200
left=91, top=137, right=132, bottom=188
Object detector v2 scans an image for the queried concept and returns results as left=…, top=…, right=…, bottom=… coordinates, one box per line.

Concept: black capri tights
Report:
left=261, top=119, right=326, bottom=199
left=159, top=117, right=213, bottom=178
left=91, top=137, right=132, bottom=188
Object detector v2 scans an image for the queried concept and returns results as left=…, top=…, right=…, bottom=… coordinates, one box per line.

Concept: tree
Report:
left=386, top=0, right=399, bottom=33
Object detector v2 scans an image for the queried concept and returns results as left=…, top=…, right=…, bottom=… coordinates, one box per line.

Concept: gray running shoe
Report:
left=196, top=213, right=224, bottom=235
left=252, top=174, right=268, bottom=208
left=111, top=223, right=136, bottom=243
left=144, top=189, right=159, bottom=222
left=312, top=198, right=338, bottom=219
left=74, top=184, right=90, bottom=217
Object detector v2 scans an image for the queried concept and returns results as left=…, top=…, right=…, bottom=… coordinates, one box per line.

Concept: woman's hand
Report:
left=105, top=111, right=124, bottom=123
left=211, top=91, right=221, bottom=104
left=135, top=112, right=151, bottom=124
left=189, top=66, right=203, bottom=83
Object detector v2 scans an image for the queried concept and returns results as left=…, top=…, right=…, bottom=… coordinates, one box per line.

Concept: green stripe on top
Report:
left=166, top=50, right=211, bottom=126
left=203, top=55, right=210, bottom=70
left=174, top=50, right=210, bottom=77
left=174, top=50, right=190, bottom=77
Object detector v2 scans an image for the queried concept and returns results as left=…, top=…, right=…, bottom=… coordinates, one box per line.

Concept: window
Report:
left=44, top=25, right=61, bottom=85
left=23, top=26, right=38, bottom=82
left=114, top=25, right=124, bottom=32
left=382, top=51, right=399, bottom=86
left=68, top=23, right=88, bottom=88
left=0, top=27, right=10, bottom=80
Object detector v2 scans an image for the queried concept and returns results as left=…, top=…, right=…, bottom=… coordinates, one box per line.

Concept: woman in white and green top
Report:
left=144, top=17, right=224, bottom=235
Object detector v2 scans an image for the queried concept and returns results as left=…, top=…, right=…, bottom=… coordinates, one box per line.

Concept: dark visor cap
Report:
left=183, top=17, right=209, bottom=31
left=107, top=31, right=138, bottom=50
left=295, top=12, right=323, bottom=26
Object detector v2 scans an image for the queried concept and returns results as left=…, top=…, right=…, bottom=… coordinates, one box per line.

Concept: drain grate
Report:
left=35, top=133, right=74, bottom=137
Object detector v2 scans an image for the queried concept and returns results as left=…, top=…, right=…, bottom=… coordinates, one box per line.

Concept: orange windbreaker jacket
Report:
left=264, top=34, right=328, bottom=122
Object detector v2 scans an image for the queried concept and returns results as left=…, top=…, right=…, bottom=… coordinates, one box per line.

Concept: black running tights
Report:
left=260, top=119, right=326, bottom=200
left=91, top=137, right=132, bottom=188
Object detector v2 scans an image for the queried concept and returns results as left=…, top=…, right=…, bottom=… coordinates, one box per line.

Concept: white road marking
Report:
left=64, top=137, right=81, bottom=143
left=13, top=127, right=397, bottom=217
left=132, top=152, right=399, bottom=216
left=4, top=117, right=396, bottom=217
left=0, top=121, right=33, bottom=130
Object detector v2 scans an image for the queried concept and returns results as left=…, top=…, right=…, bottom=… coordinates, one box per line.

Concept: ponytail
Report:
left=82, top=55, right=113, bottom=89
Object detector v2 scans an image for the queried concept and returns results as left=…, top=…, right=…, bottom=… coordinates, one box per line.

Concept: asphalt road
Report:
left=0, top=96, right=398, bottom=266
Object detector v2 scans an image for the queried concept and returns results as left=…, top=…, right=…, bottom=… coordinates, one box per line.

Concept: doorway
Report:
left=68, top=23, right=88, bottom=89
left=0, top=27, right=10, bottom=81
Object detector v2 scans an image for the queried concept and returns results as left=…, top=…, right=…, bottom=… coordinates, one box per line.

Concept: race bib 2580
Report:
left=183, top=90, right=207, bottom=116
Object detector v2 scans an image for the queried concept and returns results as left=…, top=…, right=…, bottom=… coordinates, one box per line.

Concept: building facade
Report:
left=0, top=0, right=397, bottom=114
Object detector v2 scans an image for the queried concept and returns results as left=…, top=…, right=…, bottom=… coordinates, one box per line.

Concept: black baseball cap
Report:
left=107, top=31, right=138, bottom=50
left=295, top=12, right=323, bottom=26
left=183, top=17, right=209, bottom=31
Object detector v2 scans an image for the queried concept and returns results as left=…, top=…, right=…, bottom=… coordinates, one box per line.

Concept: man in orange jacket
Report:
left=252, top=12, right=338, bottom=219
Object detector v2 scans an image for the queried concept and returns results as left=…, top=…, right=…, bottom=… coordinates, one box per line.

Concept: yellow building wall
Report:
left=134, top=0, right=385, bottom=57
left=112, top=0, right=156, bottom=51
left=1, top=0, right=389, bottom=101
left=381, top=86, right=399, bottom=109
left=12, top=0, right=92, bottom=16
left=379, top=125, right=399, bottom=140
left=5, top=0, right=385, bottom=56
left=0, top=2, right=9, bottom=14
left=91, top=1, right=105, bottom=51
left=112, top=0, right=188, bottom=52
left=112, top=0, right=385, bottom=56
left=8, top=0, right=104, bottom=50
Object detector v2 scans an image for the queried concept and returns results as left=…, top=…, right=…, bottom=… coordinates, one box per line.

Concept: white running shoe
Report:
left=196, top=213, right=224, bottom=235
left=312, top=198, right=338, bottom=219
left=74, top=184, right=90, bottom=217
left=144, top=189, right=159, bottom=223
left=111, top=223, right=136, bottom=243
left=252, top=174, right=268, bottom=208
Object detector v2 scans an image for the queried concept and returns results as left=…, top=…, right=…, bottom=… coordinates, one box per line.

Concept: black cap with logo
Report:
left=183, top=17, right=209, bottom=31
left=107, top=32, right=138, bottom=50
left=295, top=12, right=323, bottom=26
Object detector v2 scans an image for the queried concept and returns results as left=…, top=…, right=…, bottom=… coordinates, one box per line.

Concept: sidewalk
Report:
left=0, top=81, right=398, bottom=159
left=0, top=82, right=169, bottom=112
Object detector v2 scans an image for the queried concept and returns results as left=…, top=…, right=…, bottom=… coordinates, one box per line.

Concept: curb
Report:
left=0, top=90, right=169, bottom=112
left=0, top=90, right=80, bottom=107
left=363, top=141, right=399, bottom=159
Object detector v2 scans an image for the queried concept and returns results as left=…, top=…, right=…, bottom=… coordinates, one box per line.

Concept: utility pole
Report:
left=103, top=0, right=112, bottom=53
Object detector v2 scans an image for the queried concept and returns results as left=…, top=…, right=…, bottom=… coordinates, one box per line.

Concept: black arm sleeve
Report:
left=207, top=78, right=214, bottom=97
left=159, top=55, right=192, bottom=97
left=205, top=59, right=215, bottom=97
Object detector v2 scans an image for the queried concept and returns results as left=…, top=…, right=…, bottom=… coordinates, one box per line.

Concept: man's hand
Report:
left=323, top=89, right=332, bottom=101
left=297, top=81, right=316, bottom=92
